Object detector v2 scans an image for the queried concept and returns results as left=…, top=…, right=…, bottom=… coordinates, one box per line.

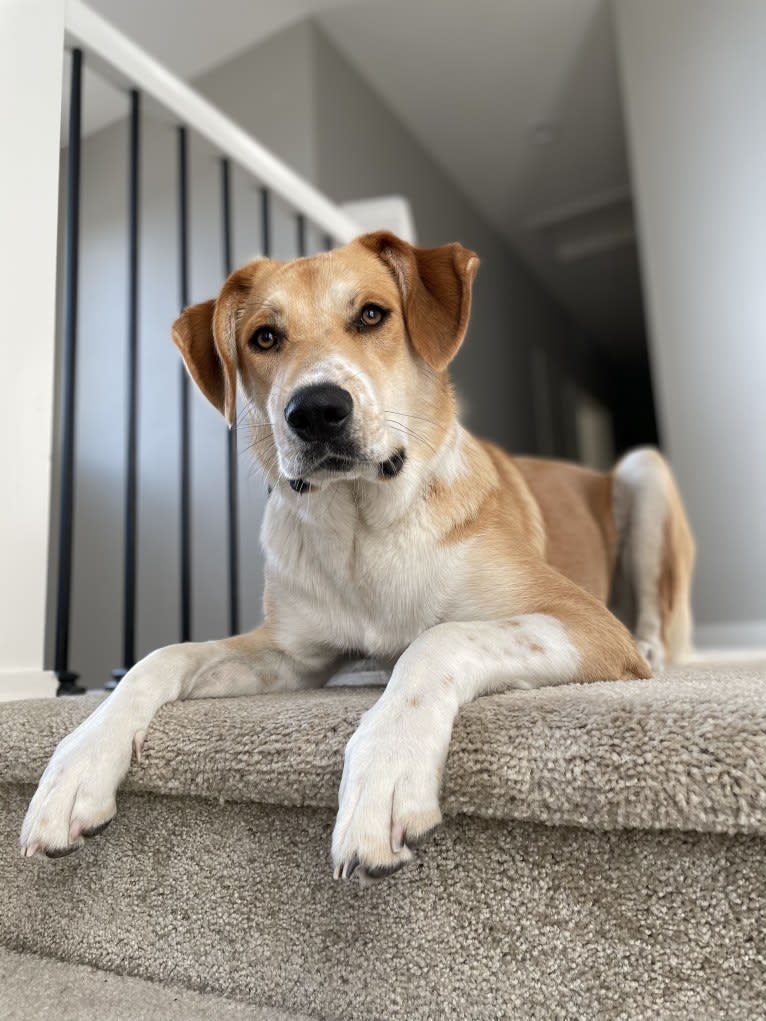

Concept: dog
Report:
left=21, top=231, right=695, bottom=880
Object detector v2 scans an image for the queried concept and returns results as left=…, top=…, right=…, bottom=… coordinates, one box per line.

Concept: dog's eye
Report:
left=359, top=304, right=386, bottom=328
left=249, top=326, right=279, bottom=351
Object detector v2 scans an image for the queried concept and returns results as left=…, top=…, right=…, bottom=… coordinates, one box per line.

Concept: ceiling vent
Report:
left=527, top=187, right=635, bottom=263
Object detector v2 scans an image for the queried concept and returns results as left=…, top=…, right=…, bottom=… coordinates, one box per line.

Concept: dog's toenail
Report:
left=391, top=823, right=406, bottom=853
left=133, top=730, right=146, bottom=763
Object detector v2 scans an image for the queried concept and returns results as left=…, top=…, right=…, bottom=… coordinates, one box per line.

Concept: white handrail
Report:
left=64, top=0, right=361, bottom=245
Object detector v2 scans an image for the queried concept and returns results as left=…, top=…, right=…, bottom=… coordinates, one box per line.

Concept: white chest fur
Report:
left=262, top=481, right=468, bottom=659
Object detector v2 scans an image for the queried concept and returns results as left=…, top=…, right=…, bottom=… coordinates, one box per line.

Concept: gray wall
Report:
left=198, top=19, right=317, bottom=184
left=311, top=24, right=598, bottom=450
left=615, top=0, right=766, bottom=645
left=197, top=21, right=604, bottom=451
left=52, top=19, right=604, bottom=688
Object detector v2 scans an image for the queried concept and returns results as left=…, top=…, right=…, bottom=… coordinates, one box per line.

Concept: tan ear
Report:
left=171, top=267, right=252, bottom=427
left=359, top=231, right=479, bottom=372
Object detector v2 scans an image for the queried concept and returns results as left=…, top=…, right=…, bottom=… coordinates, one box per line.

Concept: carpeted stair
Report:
left=1, top=661, right=765, bottom=1020
left=0, top=945, right=310, bottom=1020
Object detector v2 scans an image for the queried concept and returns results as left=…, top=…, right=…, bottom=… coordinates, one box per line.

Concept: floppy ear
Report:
left=359, top=231, right=479, bottom=372
left=171, top=267, right=252, bottom=427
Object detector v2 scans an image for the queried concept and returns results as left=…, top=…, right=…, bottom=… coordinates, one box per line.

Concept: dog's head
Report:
left=172, top=231, right=479, bottom=489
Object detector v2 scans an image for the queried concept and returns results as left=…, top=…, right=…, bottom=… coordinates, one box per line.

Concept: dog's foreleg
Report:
left=21, top=628, right=334, bottom=858
left=332, top=608, right=648, bottom=881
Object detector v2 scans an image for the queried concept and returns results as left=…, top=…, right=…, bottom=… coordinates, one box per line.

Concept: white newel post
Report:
left=0, top=0, right=65, bottom=698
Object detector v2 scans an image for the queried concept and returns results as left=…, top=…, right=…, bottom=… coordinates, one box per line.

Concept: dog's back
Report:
left=512, top=454, right=617, bottom=604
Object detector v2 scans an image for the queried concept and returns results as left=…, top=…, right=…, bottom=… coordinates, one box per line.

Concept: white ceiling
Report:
left=317, top=0, right=644, bottom=355
left=77, top=0, right=644, bottom=357
left=87, top=0, right=345, bottom=77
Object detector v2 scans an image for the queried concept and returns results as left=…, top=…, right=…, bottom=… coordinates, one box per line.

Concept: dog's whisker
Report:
left=385, top=419, right=437, bottom=456
left=383, top=409, right=438, bottom=424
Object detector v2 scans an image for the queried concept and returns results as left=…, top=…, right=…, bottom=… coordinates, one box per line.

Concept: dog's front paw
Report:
left=331, top=707, right=446, bottom=883
left=20, top=715, right=138, bottom=859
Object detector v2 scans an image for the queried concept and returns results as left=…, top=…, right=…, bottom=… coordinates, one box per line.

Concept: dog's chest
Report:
left=263, top=493, right=464, bottom=656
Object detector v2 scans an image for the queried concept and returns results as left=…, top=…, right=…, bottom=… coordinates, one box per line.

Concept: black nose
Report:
left=284, top=383, right=353, bottom=442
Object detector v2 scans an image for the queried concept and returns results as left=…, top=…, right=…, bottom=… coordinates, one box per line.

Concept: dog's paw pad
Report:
left=81, top=818, right=114, bottom=839
left=362, top=859, right=409, bottom=881
left=401, top=824, right=439, bottom=849
left=44, top=842, right=83, bottom=860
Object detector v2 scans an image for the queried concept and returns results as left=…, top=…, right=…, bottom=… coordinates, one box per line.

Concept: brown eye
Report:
left=250, top=326, right=279, bottom=351
left=359, top=303, right=386, bottom=328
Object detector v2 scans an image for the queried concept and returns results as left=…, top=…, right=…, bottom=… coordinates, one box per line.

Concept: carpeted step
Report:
left=0, top=945, right=315, bottom=1020
left=1, top=661, right=765, bottom=1019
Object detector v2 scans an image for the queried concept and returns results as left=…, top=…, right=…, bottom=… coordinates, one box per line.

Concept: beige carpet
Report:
left=0, top=946, right=314, bottom=1020
left=4, top=660, right=765, bottom=834
left=1, top=660, right=765, bottom=1019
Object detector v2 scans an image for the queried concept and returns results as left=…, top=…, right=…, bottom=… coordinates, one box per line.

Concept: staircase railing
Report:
left=0, top=0, right=360, bottom=697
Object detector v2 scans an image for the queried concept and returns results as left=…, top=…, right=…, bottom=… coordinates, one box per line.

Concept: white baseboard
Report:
left=694, top=619, right=766, bottom=652
left=0, top=670, right=58, bottom=702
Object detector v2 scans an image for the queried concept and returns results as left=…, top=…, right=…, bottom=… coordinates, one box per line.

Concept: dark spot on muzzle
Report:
left=378, top=448, right=407, bottom=479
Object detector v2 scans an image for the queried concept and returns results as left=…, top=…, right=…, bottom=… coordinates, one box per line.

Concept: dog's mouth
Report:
left=288, top=447, right=407, bottom=493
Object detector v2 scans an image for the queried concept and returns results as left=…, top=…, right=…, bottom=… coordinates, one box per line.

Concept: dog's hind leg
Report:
left=610, top=447, right=696, bottom=669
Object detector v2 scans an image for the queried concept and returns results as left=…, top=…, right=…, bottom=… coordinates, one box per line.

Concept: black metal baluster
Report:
left=323, top=233, right=334, bottom=251
left=260, top=187, right=272, bottom=258
left=178, top=126, right=192, bottom=643
left=296, top=212, right=307, bottom=257
left=107, top=90, right=141, bottom=690
left=55, top=49, right=85, bottom=696
left=221, top=158, right=239, bottom=636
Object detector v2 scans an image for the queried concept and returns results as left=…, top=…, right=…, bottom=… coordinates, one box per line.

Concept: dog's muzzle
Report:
left=283, top=383, right=407, bottom=493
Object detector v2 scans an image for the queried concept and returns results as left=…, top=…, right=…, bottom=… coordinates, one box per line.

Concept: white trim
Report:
left=694, top=620, right=766, bottom=651
left=0, top=0, right=65, bottom=685
left=555, top=225, right=635, bottom=263
left=0, top=671, right=58, bottom=703
left=64, top=1, right=361, bottom=244
left=527, top=186, right=632, bottom=231
left=341, top=196, right=417, bottom=244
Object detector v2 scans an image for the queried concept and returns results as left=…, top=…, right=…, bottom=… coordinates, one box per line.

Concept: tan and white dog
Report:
left=21, top=232, right=695, bottom=881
